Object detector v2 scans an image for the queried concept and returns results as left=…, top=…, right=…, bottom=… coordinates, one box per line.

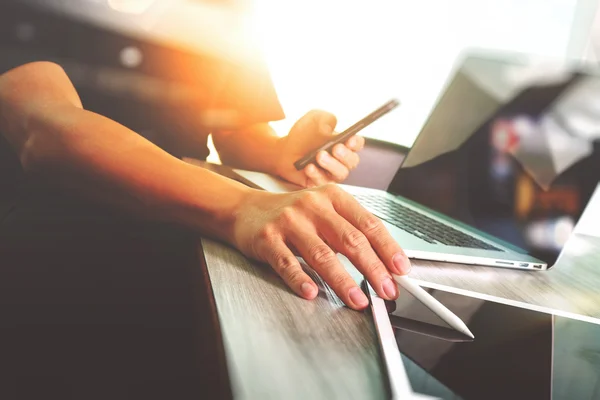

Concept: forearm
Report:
left=0, top=62, right=253, bottom=242
left=212, top=123, right=282, bottom=173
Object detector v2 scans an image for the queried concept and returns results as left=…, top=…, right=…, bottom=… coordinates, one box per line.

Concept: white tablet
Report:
left=363, top=280, right=586, bottom=400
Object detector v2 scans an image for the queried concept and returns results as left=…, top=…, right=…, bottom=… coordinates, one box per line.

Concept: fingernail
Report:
left=393, top=253, right=411, bottom=275
left=382, top=277, right=398, bottom=299
left=335, top=146, right=347, bottom=157
left=301, top=282, right=318, bottom=298
left=318, top=151, right=330, bottom=165
left=348, top=137, right=357, bottom=147
left=349, top=287, right=369, bottom=308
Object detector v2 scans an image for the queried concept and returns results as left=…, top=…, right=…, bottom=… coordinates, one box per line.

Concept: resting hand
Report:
left=274, top=110, right=365, bottom=187
left=232, top=184, right=411, bottom=310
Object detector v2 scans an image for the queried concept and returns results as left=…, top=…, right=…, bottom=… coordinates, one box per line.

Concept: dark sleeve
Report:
left=0, top=136, right=23, bottom=221
left=0, top=1, right=284, bottom=146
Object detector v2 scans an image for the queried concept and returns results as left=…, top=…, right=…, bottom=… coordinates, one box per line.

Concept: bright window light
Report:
left=108, top=0, right=157, bottom=14
left=252, top=0, right=581, bottom=147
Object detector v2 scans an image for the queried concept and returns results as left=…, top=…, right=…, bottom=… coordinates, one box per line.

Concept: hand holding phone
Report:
left=293, top=99, right=400, bottom=171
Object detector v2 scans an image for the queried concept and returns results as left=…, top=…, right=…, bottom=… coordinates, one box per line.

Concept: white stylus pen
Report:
left=393, top=275, right=475, bottom=339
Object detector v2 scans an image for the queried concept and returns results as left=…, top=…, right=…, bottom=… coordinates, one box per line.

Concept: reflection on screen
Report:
left=389, top=59, right=600, bottom=265
left=391, top=288, right=553, bottom=400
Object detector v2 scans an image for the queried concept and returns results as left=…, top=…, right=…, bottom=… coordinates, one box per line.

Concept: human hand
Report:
left=231, top=184, right=411, bottom=310
left=274, top=110, right=365, bottom=187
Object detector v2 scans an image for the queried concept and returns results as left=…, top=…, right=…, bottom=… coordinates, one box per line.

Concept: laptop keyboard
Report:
left=354, top=194, right=503, bottom=251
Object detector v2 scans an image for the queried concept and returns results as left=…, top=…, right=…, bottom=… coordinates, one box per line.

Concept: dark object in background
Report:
left=0, top=0, right=283, bottom=160
left=0, top=2, right=285, bottom=398
left=0, top=196, right=233, bottom=399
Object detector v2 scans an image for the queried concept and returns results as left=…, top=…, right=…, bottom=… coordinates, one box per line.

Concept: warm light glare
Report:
left=251, top=0, right=581, bottom=145
left=108, top=0, right=157, bottom=14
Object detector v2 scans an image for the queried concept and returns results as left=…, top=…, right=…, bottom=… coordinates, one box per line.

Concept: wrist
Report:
left=201, top=182, right=257, bottom=245
left=165, top=163, right=257, bottom=243
left=271, top=136, right=290, bottom=177
left=219, top=185, right=257, bottom=245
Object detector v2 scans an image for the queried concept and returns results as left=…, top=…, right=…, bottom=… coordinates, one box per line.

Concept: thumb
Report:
left=307, top=110, right=338, bottom=137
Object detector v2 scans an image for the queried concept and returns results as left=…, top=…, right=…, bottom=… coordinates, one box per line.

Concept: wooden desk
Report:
left=200, top=238, right=387, bottom=400
left=201, top=233, right=600, bottom=399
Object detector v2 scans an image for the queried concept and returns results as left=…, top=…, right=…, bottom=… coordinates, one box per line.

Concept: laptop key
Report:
left=355, top=194, right=504, bottom=252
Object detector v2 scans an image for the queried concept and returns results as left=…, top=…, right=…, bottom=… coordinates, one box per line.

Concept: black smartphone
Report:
left=293, top=99, right=400, bottom=170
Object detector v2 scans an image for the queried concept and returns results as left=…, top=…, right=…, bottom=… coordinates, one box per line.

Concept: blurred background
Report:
left=256, top=0, right=599, bottom=146
left=1, top=0, right=598, bottom=155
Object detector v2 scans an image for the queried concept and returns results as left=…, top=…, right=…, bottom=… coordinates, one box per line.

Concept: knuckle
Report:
left=299, top=190, right=322, bottom=208
left=279, top=206, right=297, bottom=224
left=365, top=259, right=384, bottom=275
left=342, top=229, right=368, bottom=252
left=275, top=253, right=299, bottom=275
left=258, top=224, right=278, bottom=242
left=331, top=271, right=351, bottom=288
left=360, top=214, right=383, bottom=234
left=322, top=182, right=339, bottom=196
left=285, top=269, right=305, bottom=285
left=309, top=244, right=337, bottom=265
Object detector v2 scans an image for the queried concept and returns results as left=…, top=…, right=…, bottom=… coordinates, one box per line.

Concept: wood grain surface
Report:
left=200, top=238, right=388, bottom=400
left=201, top=234, right=600, bottom=399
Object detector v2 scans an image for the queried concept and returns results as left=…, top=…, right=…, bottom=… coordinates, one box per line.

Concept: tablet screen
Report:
left=379, top=287, right=600, bottom=400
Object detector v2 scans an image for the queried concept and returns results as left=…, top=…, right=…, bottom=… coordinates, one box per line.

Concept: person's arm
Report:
left=212, top=112, right=365, bottom=188
left=212, top=122, right=282, bottom=174
left=0, top=61, right=249, bottom=242
left=0, top=62, right=410, bottom=310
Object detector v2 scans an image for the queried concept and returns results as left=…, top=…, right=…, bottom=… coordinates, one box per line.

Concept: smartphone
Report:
left=293, top=98, right=400, bottom=170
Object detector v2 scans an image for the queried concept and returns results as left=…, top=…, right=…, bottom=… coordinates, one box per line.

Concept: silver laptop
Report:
left=342, top=52, right=600, bottom=271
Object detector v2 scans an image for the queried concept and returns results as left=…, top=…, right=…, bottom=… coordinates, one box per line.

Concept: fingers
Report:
left=307, top=109, right=338, bottom=136
left=316, top=150, right=350, bottom=181
left=260, top=235, right=319, bottom=300
left=243, top=185, right=407, bottom=310
left=331, top=144, right=360, bottom=171
left=330, top=187, right=411, bottom=276
left=304, top=164, right=332, bottom=187
left=311, top=142, right=361, bottom=184
left=318, top=209, right=398, bottom=301
left=287, top=225, right=369, bottom=310
left=346, top=135, right=365, bottom=152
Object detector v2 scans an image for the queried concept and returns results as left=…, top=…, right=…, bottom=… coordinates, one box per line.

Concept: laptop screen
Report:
left=388, top=54, right=600, bottom=266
